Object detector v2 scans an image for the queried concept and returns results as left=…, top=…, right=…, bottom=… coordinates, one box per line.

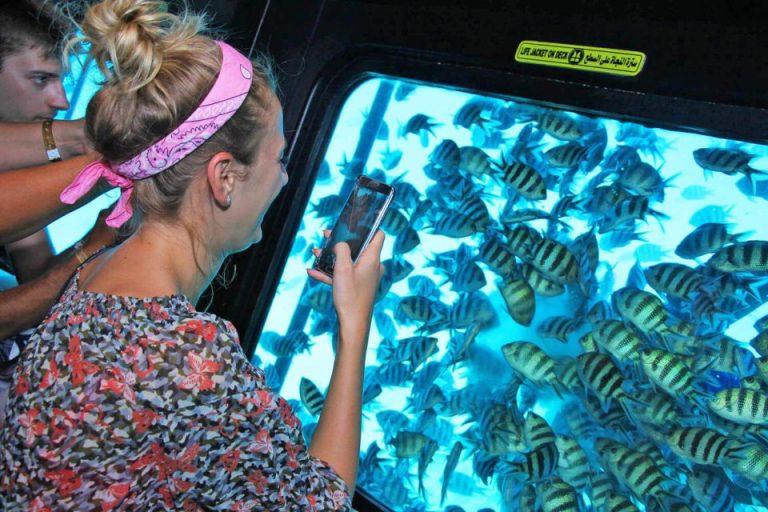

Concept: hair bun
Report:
left=79, top=0, right=204, bottom=92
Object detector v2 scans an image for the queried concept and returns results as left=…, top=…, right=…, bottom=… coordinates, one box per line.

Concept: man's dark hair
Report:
left=0, top=1, right=70, bottom=71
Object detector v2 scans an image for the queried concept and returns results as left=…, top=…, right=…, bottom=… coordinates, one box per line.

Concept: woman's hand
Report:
left=307, top=230, right=385, bottom=333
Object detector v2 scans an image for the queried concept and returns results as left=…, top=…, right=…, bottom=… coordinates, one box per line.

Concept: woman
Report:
left=0, top=1, right=383, bottom=510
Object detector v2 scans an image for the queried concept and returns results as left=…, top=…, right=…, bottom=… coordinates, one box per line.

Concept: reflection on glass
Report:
left=254, top=77, right=768, bottom=511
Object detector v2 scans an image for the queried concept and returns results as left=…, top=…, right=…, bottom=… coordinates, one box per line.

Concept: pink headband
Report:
left=60, top=41, right=254, bottom=227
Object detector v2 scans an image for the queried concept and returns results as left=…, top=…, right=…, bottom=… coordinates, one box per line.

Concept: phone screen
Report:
left=314, top=177, right=393, bottom=276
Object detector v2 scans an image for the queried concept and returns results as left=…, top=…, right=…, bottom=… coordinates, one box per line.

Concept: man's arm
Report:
left=0, top=211, right=117, bottom=340
left=0, top=120, right=88, bottom=172
left=5, top=230, right=54, bottom=283
left=0, top=153, right=106, bottom=245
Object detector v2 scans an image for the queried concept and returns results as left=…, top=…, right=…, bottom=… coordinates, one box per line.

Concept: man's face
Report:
left=0, top=45, right=69, bottom=122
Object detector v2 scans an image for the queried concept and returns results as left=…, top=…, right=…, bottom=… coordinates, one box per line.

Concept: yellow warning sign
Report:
left=515, top=40, right=645, bottom=77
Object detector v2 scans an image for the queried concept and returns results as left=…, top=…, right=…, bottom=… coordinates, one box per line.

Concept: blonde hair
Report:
left=66, top=0, right=278, bottom=234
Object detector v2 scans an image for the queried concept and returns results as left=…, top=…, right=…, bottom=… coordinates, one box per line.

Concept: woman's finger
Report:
left=312, top=247, right=321, bottom=257
left=306, top=268, right=333, bottom=285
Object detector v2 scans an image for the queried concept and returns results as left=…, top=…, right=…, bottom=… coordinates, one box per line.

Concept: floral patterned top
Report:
left=0, top=262, right=351, bottom=511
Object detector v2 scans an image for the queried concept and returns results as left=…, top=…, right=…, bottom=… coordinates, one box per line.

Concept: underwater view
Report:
left=253, top=77, right=768, bottom=512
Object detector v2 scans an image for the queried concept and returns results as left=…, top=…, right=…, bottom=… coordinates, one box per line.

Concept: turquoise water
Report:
left=255, top=77, right=768, bottom=511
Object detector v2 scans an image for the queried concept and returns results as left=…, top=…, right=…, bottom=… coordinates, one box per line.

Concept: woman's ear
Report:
left=206, top=151, right=236, bottom=208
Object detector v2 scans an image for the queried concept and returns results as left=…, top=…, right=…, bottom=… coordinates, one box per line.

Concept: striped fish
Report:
left=588, top=472, right=615, bottom=510
left=396, top=296, right=446, bottom=323
left=722, top=442, right=768, bottom=485
left=754, top=330, right=768, bottom=357
left=504, top=441, right=559, bottom=482
left=429, top=139, right=461, bottom=169
left=454, top=98, right=493, bottom=129
left=529, top=238, right=579, bottom=284
left=687, top=467, right=735, bottom=512
left=394, top=226, right=421, bottom=254
left=665, top=427, right=733, bottom=465
left=449, top=262, right=487, bottom=293
left=545, top=142, right=588, bottom=168
left=578, top=332, right=599, bottom=353
left=305, top=285, right=334, bottom=312
left=556, top=357, right=581, bottom=393
left=524, top=412, right=556, bottom=449
left=479, top=236, right=518, bottom=277
left=644, top=263, right=704, bottom=300
left=417, top=438, right=438, bottom=498
left=611, top=286, right=668, bottom=333
left=440, top=441, right=464, bottom=505
left=693, top=148, right=762, bottom=183
left=392, top=430, right=430, bottom=458
left=497, top=157, right=547, bottom=200
left=708, top=388, right=768, bottom=425
left=555, top=436, right=592, bottom=490
left=708, top=240, right=768, bottom=273
left=499, top=278, right=536, bottom=326
left=521, top=263, right=566, bottom=296
left=431, top=212, right=479, bottom=238
left=538, top=110, right=584, bottom=141
left=374, top=362, right=411, bottom=386
left=540, top=477, right=580, bottom=512
left=592, top=319, right=646, bottom=361
left=459, top=146, right=494, bottom=177
left=300, top=377, right=326, bottom=416
left=380, top=208, right=409, bottom=236
left=639, top=348, right=697, bottom=400
left=675, top=223, right=740, bottom=259
left=587, top=301, right=612, bottom=323
left=502, top=342, right=559, bottom=389
left=630, top=389, right=681, bottom=426
left=599, top=196, right=667, bottom=233
left=537, top=316, right=577, bottom=343
left=596, top=439, right=668, bottom=500
left=576, top=353, right=630, bottom=409
left=517, top=483, right=538, bottom=512
left=605, top=492, right=640, bottom=512
left=506, top=223, right=542, bottom=259
left=617, top=161, right=664, bottom=197
left=458, top=195, right=491, bottom=229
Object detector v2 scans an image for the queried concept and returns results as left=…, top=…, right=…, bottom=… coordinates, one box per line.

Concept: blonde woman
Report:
left=0, top=1, right=384, bottom=510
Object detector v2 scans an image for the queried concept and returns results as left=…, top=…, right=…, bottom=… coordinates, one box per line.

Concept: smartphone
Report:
left=313, top=175, right=395, bottom=277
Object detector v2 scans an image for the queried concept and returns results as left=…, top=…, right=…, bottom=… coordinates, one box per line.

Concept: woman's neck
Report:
left=110, top=221, right=223, bottom=303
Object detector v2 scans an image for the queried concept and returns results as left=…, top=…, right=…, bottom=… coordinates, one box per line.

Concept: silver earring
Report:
left=226, top=195, right=232, bottom=207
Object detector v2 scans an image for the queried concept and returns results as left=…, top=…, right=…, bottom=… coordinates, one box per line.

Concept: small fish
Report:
left=417, top=438, right=438, bottom=498
left=687, top=467, right=736, bottom=512
left=454, top=98, right=494, bottom=130
left=611, top=286, right=668, bottom=333
left=599, top=196, right=668, bottom=234
left=506, top=224, right=542, bottom=258
left=708, top=240, right=768, bottom=273
left=391, top=430, right=430, bottom=458
left=722, top=442, right=768, bottom=485
left=479, top=235, right=518, bottom=277
left=396, top=296, right=446, bottom=324
left=380, top=208, right=410, bottom=236
left=617, top=161, right=665, bottom=198
left=499, top=278, right=535, bottom=327
left=544, top=142, right=589, bottom=168
left=537, top=316, right=577, bottom=343
left=639, top=348, right=698, bottom=401
left=576, top=353, right=631, bottom=411
left=529, top=238, right=579, bottom=284
left=430, top=139, right=461, bottom=170
left=524, top=412, right=556, bottom=449
left=448, top=262, right=487, bottom=293
left=680, top=185, right=711, bottom=200
left=381, top=257, right=415, bottom=282
left=521, top=263, right=566, bottom=297
left=596, top=439, right=668, bottom=501
left=400, top=114, right=439, bottom=146
left=431, top=212, right=479, bottom=238
left=394, top=82, right=416, bottom=101
left=665, top=427, right=733, bottom=465
left=736, top=175, right=768, bottom=199
left=379, top=145, right=403, bottom=170
left=689, top=205, right=733, bottom=227
left=555, top=435, right=592, bottom=490
left=675, top=223, right=742, bottom=259
left=693, top=147, right=763, bottom=184
left=458, top=195, right=492, bottom=230
left=538, top=110, right=584, bottom=141
left=502, top=441, right=559, bottom=482
left=300, top=377, right=325, bottom=416
left=599, top=228, right=646, bottom=251
left=495, top=155, right=547, bottom=200
left=374, top=362, right=412, bottom=386
left=539, top=477, right=580, bottom=512
left=634, top=243, right=669, bottom=262
left=440, top=441, right=464, bottom=506
left=373, top=310, right=397, bottom=341
left=458, top=146, right=494, bottom=177
left=305, top=285, right=334, bottom=312
left=708, top=387, right=768, bottom=425
left=259, top=330, right=312, bottom=358
left=394, top=226, right=421, bottom=254
left=311, top=194, right=345, bottom=217
left=407, top=275, right=441, bottom=300
left=502, top=342, right=559, bottom=389
left=605, top=493, right=640, bottom=512
left=644, top=262, right=704, bottom=300
left=592, top=319, right=645, bottom=361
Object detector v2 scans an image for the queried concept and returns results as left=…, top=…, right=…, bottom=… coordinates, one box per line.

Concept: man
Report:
left=0, top=1, right=90, bottom=284
left=0, top=1, right=113, bottom=427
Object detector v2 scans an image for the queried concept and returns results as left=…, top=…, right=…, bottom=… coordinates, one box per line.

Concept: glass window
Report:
left=253, top=77, right=768, bottom=511
left=48, top=53, right=118, bottom=254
